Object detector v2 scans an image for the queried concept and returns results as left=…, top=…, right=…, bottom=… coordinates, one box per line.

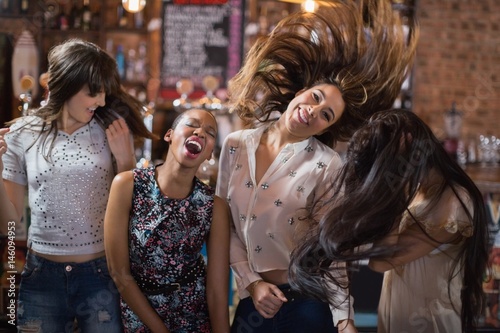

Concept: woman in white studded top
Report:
left=216, top=1, right=418, bottom=333
left=0, top=39, right=155, bottom=332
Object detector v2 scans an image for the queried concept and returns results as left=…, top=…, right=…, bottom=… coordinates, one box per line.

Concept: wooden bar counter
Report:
left=465, top=163, right=500, bottom=193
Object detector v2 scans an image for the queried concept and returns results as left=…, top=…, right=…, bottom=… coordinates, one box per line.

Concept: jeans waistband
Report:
left=27, top=251, right=107, bottom=271
left=276, top=284, right=313, bottom=302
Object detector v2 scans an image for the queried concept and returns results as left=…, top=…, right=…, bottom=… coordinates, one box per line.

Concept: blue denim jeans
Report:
left=230, top=284, right=337, bottom=333
left=17, top=252, right=123, bottom=333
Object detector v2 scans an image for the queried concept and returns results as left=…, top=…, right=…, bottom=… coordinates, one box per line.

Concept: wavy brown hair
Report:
left=228, top=0, right=419, bottom=147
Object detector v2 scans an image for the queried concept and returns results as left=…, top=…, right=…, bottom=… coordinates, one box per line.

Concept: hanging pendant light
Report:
left=303, top=0, right=317, bottom=12
left=278, top=0, right=323, bottom=13
left=122, top=0, right=146, bottom=13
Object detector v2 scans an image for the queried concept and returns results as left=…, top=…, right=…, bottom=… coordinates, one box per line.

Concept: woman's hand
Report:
left=338, top=319, right=358, bottom=333
left=249, top=280, right=288, bottom=319
left=105, top=118, right=135, bottom=172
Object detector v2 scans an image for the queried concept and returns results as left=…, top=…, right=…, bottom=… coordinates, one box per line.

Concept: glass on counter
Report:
left=455, top=135, right=499, bottom=168
left=478, top=135, right=500, bottom=166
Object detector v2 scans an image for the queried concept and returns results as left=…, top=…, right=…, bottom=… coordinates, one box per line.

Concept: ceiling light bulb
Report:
left=122, top=0, right=146, bottom=13
left=303, top=0, right=317, bottom=12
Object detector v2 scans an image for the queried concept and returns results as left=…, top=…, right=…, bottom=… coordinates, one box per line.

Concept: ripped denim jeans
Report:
left=17, top=252, right=123, bottom=333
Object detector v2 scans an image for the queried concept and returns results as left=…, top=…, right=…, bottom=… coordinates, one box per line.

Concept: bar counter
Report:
left=465, top=163, right=500, bottom=193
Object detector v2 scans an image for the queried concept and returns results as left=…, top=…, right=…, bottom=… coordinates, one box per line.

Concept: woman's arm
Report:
left=104, top=171, right=170, bottom=333
left=0, top=180, right=25, bottom=235
left=368, top=222, right=457, bottom=272
left=337, top=319, right=357, bottom=333
left=206, top=196, right=231, bottom=333
left=0, top=128, right=26, bottom=233
left=324, top=262, right=356, bottom=332
left=368, top=192, right=461, bottom=272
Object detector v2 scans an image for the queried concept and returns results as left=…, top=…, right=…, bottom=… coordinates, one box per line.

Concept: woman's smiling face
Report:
left=62, top=85, right=106, bottom=131
left=282, top=83, right=346, bottom=140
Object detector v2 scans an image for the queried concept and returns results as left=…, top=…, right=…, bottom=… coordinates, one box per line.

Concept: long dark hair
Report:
left=289, top=109, right=489, bottom=332
left=229, top=0, right=418, bottom=147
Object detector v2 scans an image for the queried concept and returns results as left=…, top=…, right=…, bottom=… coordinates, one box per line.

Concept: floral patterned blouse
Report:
left=121, top=165, right=214, bottom=333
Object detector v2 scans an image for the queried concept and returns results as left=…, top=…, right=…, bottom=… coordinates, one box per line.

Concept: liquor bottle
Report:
left=1, top=0, right=12, bottom=14
left=134, top=42, right=147, bottom=82
left=58, top=4, right=69, bottom=31
left=20, top=0, right=29, bottom=14
left=44, top=3, right=58, bottom=29
left=70, top=0, right=82, bottom=30
left=82, top=0, right=92, bottom=31
left=91, top=4, right=100, bottom=30
left=134, top=11, right=144, bottom=29
left=115, top=45, right=126, bottom=80
left=126, top=48, right=136, bottom=82
left=105, top=38, right=114, bottom=55
left=117, top=5, right=128, bottom=28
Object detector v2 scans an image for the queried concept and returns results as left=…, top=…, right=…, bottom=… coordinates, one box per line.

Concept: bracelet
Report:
left=249, top=279, right=263, bottom=297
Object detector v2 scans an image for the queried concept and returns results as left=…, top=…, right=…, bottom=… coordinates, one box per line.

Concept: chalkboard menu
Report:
left=161, top=0, right=245, bottom=93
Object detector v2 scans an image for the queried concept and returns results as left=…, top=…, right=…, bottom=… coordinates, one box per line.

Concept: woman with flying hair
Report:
left=290, top=110, right=489, bottom=333
left=216, top=1, right=419, bottom=332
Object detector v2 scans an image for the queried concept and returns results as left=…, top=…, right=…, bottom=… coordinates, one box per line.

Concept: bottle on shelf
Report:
left=20, top=0, right=28, bottom=14
left=126, top=48, right=136, bottom=81
left=70, top=0, right=82, bottom=30
left=105, top=38, right=114, bottom=55
left=91, top=4, right=100, bottom=30
left=58, top=4, right=69, bottom=31
left=82, top=0, right=92, bottom=31
left=1, top=0, right=12, bottom=14
left=134, top=11, right=144, bottom=29
left=117, top=5, right=128, bottom=28
left=115, top=45, right=126, bottom=81
left=134, top=42, right=147, bottom=82
left=44, top=2, right=58, bottom=29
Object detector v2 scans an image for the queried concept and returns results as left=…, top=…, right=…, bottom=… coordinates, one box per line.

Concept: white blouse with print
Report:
left=216, top=127, right=353, bottom=324
left=2, top=116, right=114, bottom=256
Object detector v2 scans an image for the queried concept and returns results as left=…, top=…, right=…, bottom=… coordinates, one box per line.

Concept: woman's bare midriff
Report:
left=30, top=250, right=106, bottom=263
left=260, top=269, right=289, bottom=286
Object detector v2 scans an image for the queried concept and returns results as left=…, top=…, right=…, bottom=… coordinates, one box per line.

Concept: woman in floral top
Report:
left=104, top=108, right=230, bottom=333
